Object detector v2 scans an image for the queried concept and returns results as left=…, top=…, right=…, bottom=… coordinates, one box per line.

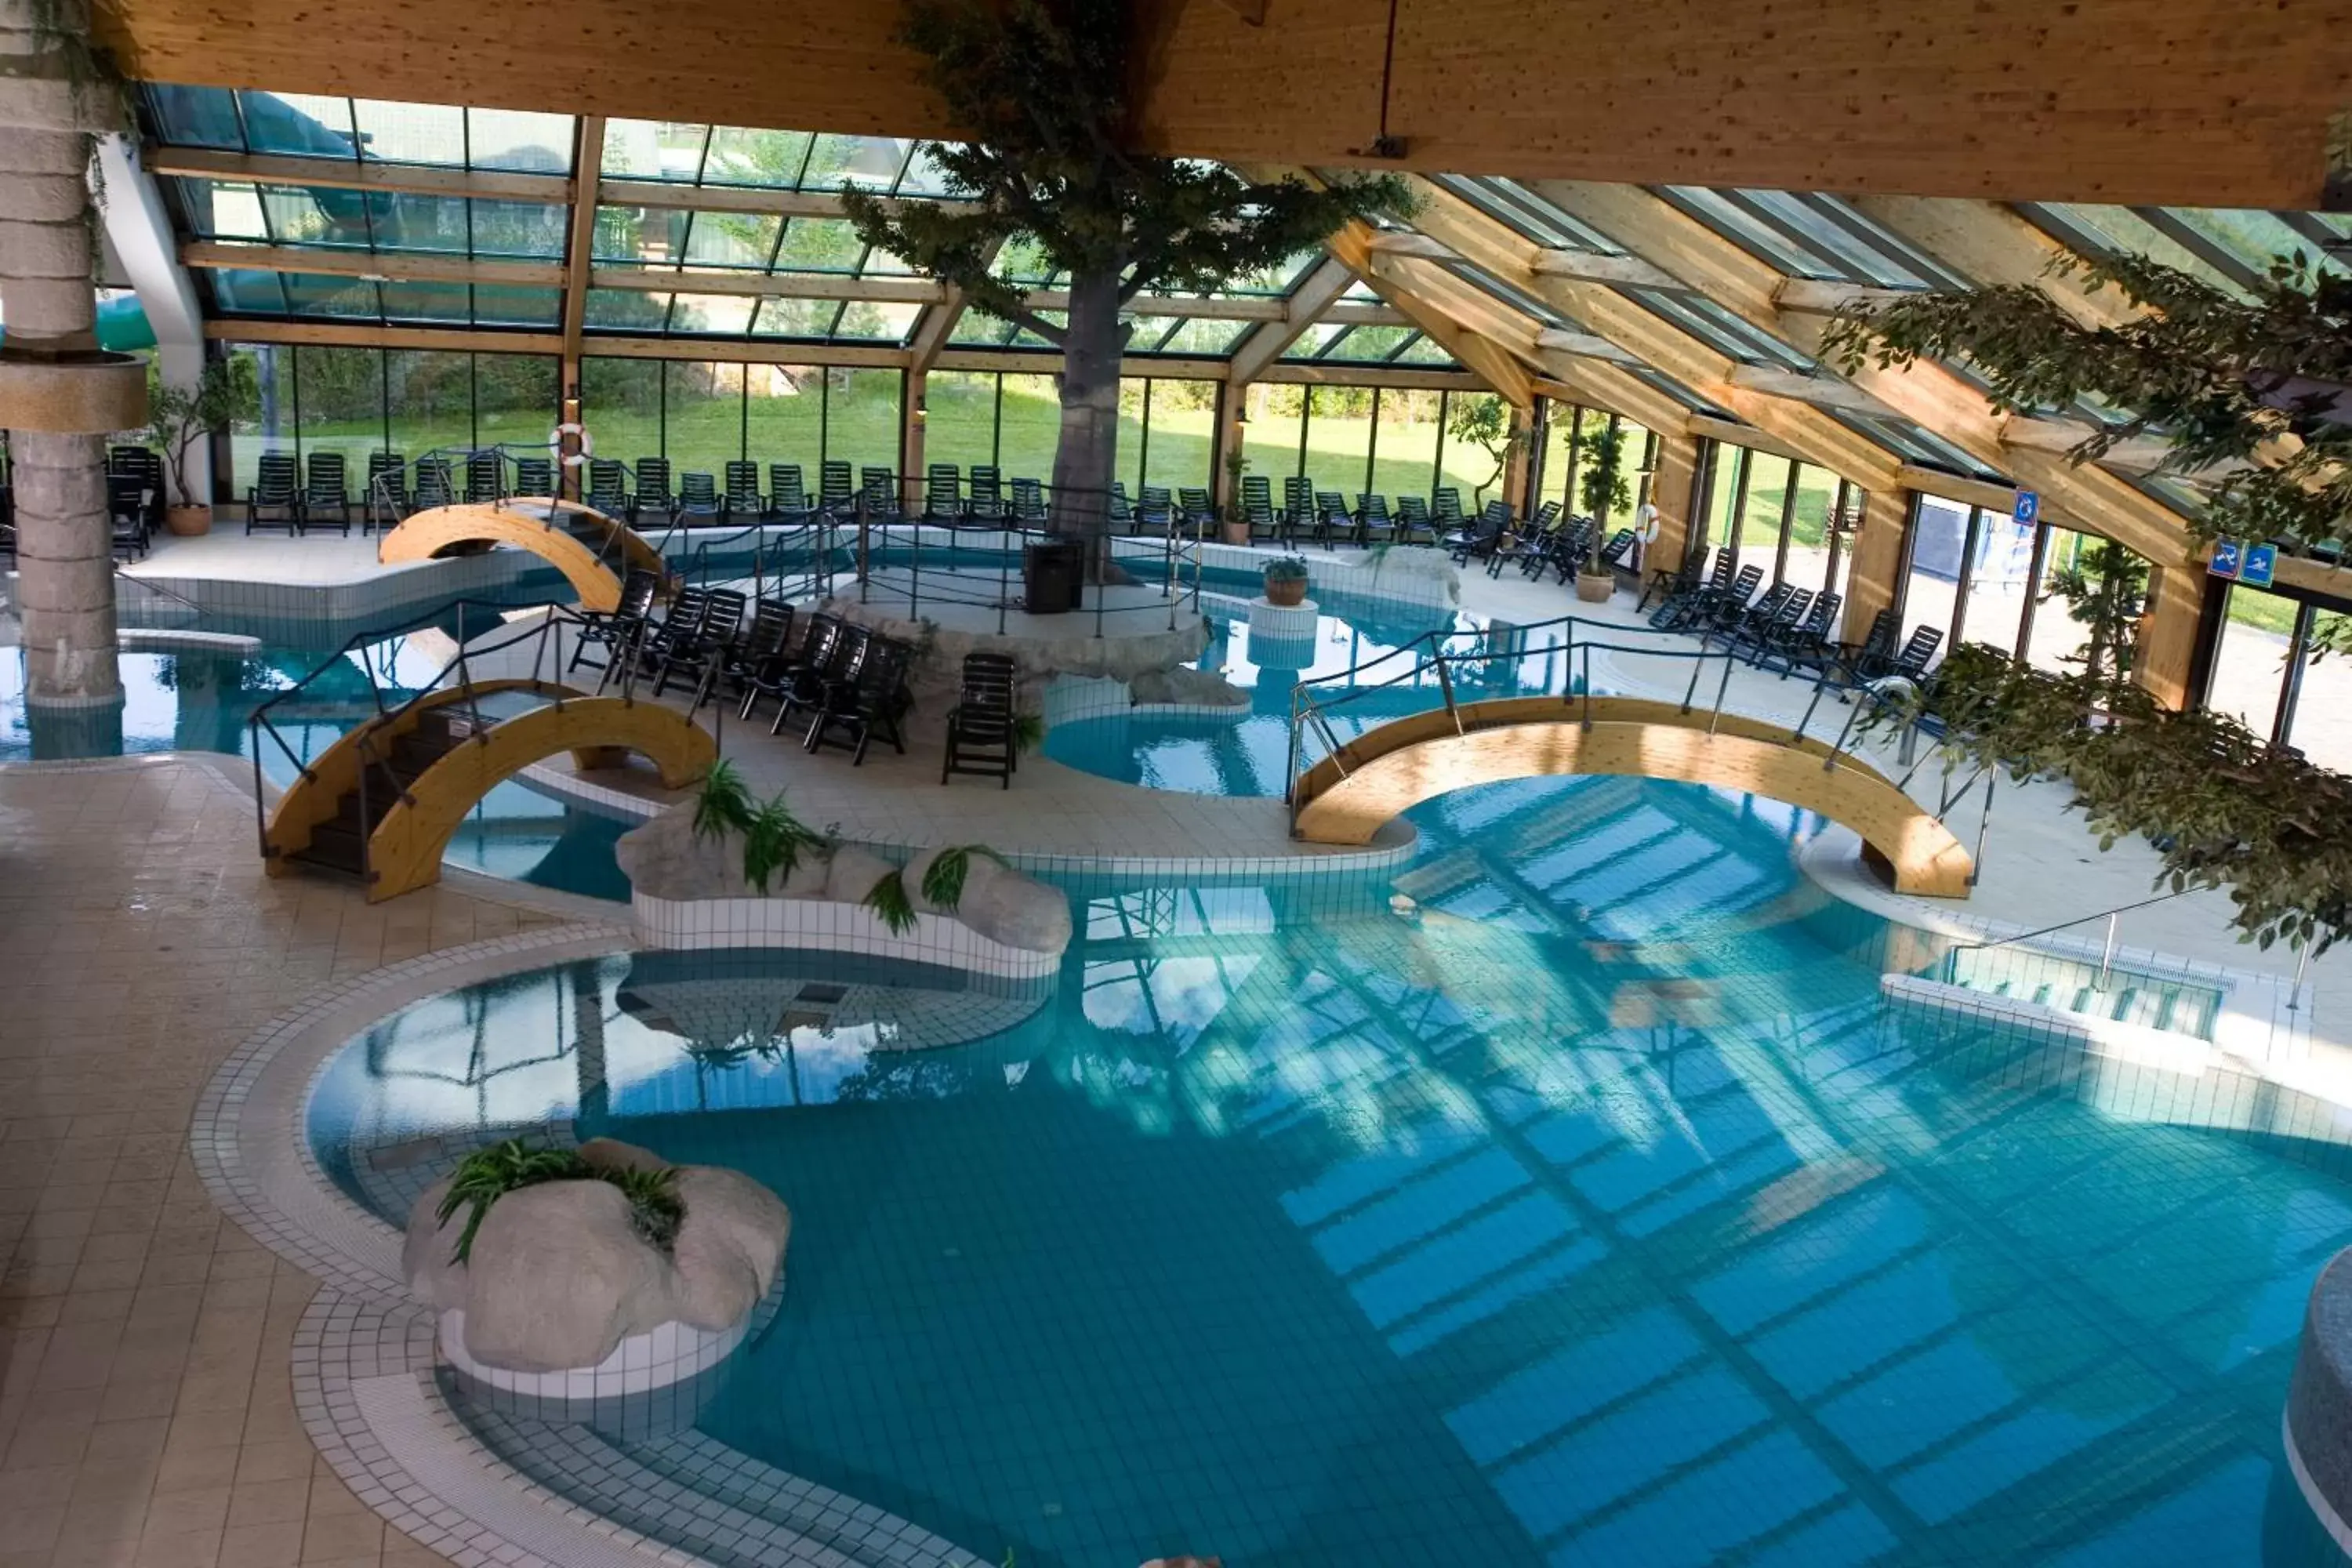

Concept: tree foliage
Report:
left=839, top=0, right=1407, bottom=353
left=1892, top=644, right=2352, bottom=954
left=1822, top=250, right=2352, bottom=556
left=1446, top=394, right=1519, bottom=508
left=143, top=358, right=254, bottom=508
left=1577, top=417, right=1632, bottom=570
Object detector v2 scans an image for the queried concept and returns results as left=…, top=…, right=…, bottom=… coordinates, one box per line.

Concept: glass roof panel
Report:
left=1138, top=316, right=1255, bottom=356
left=1432, top=175, right=1624, bottom=254
left=1662, top=187, right=1837, bottom=278
left=468, top=110, right=575, bottom=173
left=990, top=238, right=1062, bottom=288
left=173, top=179, right=270, bottom=241
left=771, top=219, right=871, bottom=274
left=143, top=84, right=242, bottom=149
left=1443, top=260, right=1575, bottom=330
left=205, top=269, right=287, bottom=314
left=2163, top=208, right=2350, bottom=278
left=1390, top=333, right=1457, bottom=366
left=377, top=279, right=473, bottom=324
left=702, top=126, right=815, bottom=187
left=241, top=92, right=358, bottom=158
left=601, top=121, right=710, bottom=182
left=584, top=289, right=673, bottom=330
left=281, top=273, right=378, bottom=317
left=898, top=144, right=967, bottom=197
left=468, top=201, right=568, bottom=260
left=667, top=293, right=760, bottom=336
left=949, top=311, right=1019, bottom=346
left=1731, top=191, right=1936, bottom=289
left=684, top=212, right=783, bottom=270
left=473, top=285, right=562, bottom=326
left=752, top=296, right=844, bottom=337
left=350, top=100, right=465, bottom=165
left=2027, top=204, right=2234, bottom=289
left=595, top=206, right=688, bottom=267
left=1625, top=288, right=1815, bottom=369
left=833, top=299, right=923, bottom=342
left=800, top=132, right=916, bottom=192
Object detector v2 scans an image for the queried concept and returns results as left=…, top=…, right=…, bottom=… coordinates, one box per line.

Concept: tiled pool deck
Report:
left=6, top=533, right=2352, bottom=1566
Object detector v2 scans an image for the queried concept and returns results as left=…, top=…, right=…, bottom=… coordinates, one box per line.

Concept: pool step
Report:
left=287, top=711, right=468, bottom=878
left=1943, top=948, right=2222, bottom=1042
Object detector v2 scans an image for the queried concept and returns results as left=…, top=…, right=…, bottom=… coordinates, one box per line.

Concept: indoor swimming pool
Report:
left=304, top=775, right=2352, bottom=1567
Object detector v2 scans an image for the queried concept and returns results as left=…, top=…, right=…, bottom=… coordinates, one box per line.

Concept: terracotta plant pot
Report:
left=1575, top=569, right=1614, bottom=603
left=1220, top=518, right=1251, bottom=546
left=164, top=506, right=212, bottom=538
left=1264, top=575, right=1308, bottom=608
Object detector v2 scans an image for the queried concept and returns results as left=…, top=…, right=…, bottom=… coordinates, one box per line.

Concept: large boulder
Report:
left=822, top=844, right=897, bottom=905
left=616, top=808, right=833, bottom=901
left=403, top=1139, right=790, bottom=1375
left=902, top=847, right=1073, bottom=955
left=1128, top=666, right=1248, bottom=708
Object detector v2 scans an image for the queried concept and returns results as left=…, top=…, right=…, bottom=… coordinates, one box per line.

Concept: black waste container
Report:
left=1022, top=540, right=1086, bottom=615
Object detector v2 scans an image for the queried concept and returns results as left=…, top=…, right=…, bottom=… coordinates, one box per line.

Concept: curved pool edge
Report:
left=191, top=924, right=996, bottom=1568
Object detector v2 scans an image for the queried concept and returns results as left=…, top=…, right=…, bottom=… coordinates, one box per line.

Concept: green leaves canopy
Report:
left=839, top=0, right=1407, bottom=347
left=1823, top=251, right=2352, bottom=556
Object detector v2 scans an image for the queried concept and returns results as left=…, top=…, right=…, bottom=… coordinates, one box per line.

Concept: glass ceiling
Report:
left=132, top=80, right=2352, bottom=521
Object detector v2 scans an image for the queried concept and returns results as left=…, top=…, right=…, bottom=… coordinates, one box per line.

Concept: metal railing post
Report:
left=2096, top=912, right=2118, bottom=990
left=1435, top=654, right=1464, bottom=735
left=1968, top=770, right=1995, bottom=887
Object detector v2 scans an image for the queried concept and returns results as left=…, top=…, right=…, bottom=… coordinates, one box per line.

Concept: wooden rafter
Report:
left=1227, top=256, right=1361, bottom=385
left=146, top=146, right=571, bottom=203
left=1327, top=220, right=1534, bottom=407
left=560, top=115, right=606, bottom=379
left=179, top=241, right=564, bottom=289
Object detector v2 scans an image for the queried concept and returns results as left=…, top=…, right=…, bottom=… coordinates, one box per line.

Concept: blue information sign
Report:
left=2243, top=543, right=2278, bottom=588
left=2013, top=490, right=2039, bottom=524
left=2210, top=539, right=2243, bottom=579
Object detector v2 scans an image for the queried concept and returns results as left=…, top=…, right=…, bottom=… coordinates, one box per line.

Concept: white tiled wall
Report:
left=632, top=891, right=1065, bottom=979
left=439, top=1309, right=747, bottom=1398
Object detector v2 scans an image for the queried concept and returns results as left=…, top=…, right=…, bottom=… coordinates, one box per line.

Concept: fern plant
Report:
left=742, top=793, right=824, bottom=894
left=693, top=758, right=757, bottom=842
left=865, top=869, right=920, bottom=935
left=920, top=844, right=1007, bottom=910
left=434, top=1138, right=683, bottom=1265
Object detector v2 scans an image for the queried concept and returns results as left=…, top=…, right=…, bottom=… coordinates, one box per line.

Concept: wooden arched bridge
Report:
left=376, top=499, right=662, bottom=612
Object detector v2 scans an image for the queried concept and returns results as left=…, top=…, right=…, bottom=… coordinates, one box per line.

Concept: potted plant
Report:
left=1575, top=418, right=1632, bottom=603
left=1262, top=555, right=1310, bottom=607
left=1220, top=450, right=1253, bottom=546
left=143, top=358, right=255, bottom=537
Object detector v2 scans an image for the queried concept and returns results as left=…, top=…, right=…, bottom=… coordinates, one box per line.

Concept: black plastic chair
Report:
left=747, top=613, right=845, bottom=728
left=1356, top=493, right=1396, bottom=546
left=677, top=471, right=722, bottom=528
left=1394, top=495, right=1436, bottom=547
left=805, top=633, right=913, bottom=763
left=818, top=460, right=855, bottom=517
left=602, top=585, right=709, bottom=694
left=1599, top=528, right=1637, bottom=569
left=1177, top=487, right=1214, bottom=536
left=651, top=586, right=746, bottom=701
left=584, top=459, right=629, bottom=518
left=514, top=456, right=556, bottom=499
left=568, top=568, right=661, bottom=677
left=925, top=463, right=964, bottom=521
left=413, top=457, right=456, bottom=513
left=942, top=652, right=1019, bottom=789
left=722, top=461, right=763, bottom=528
left=1650, top=550, right=1728, bottom=627
left=768, top=463, right=811, bottom=524
left=247, top=452, right=300, bottom=535
left=633, top=458, right=677, bottom=528
left=1763, top=590, right=1842, bottom=677
left=707, top=598, right=794, bottom=710
left=108, top=471, right=152, bottom=559
left=302, top=452, right=351, bottom=536
left=771, top=620, right=862, bottom=736
left=1137, top=485, right=1174, bottom=537
left=1446, top=501, right=1510, bottom=564
left=1241, top=475, right=1278, bottom=543
left=1011, top=478, right=1048, bottom=528
left=1279, top=476, right=1316, bottom=546
left=967, top=465, right=1004, bottom=521
left=365, top=451, right=409, bottom=529
left=464, top=449, right=504, bottom=505
left=109, top=445, right=165, bottom=537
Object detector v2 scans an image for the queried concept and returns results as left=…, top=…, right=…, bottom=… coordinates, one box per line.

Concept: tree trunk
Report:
left=1049, top=267, right=1127, bottom=583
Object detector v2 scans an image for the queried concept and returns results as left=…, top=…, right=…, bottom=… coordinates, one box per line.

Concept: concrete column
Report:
left=1841, top=487, right=1912, bottom=644
left=0, top=0, right=145, bottom=721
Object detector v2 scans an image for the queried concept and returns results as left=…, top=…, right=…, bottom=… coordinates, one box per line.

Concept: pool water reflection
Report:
left=309, top=776, right=2352, bottom=1568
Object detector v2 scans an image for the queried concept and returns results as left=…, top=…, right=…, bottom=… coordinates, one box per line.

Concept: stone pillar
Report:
left=0, top=0, right=145, bottom=722
left=1840, top=487, right=1912, bottom=644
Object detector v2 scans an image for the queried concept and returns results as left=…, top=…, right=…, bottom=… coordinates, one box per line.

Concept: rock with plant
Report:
left=402, top=1136, right=790, bottom=1375
left=866, top=843, right=1073, bottom=955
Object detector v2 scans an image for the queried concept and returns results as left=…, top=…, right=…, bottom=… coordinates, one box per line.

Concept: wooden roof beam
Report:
left=560, top=115, right=605, bottom=375
left=1228, top=253, right=1356, bottom=384
left=1327, top=219, right=1533, bottom=406
left=146, top=145, right=572, bottom=204
left=179, top=241, right=564, bottom=288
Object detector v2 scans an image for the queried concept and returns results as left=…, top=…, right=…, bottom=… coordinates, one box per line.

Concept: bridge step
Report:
left=285, top=712, right=468, bottom=880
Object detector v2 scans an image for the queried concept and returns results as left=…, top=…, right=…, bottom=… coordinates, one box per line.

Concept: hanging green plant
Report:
left=865, top=869, right=920, bottom=935
left=920, top=844, right=1007, bottom=910
left=692, top=758, right=757, bottom=842
left=741, top=793, right=825, bottom=895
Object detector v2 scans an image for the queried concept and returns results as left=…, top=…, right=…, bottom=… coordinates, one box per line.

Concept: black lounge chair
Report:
left=1598, top=528, right=1638, bottom=570
left=365, top=451, right=409, bottom=530
left=1394, top=495, right=1436, bottom=547
left=567, top=567, right=660, bottom=676
left=968, top=465, right=1004, bottom=521
left=677, top=471, right=723, bottom=528
left=247, top=452, right=299, bottom=535
left=1356, top=493, right=1397, bottom=546
left=1240, top=476, right=1277, bottom=543
left=1109, top=483, right=1138, bottom=534
left=109, top=445, right=165, bottom=538
left=1766, top=590, right=1843, bottom=678
left=861, top=466, right=900, bottom=521
left=723, top=461, right=764, bottom=528
left=1649, top=549, right=1727, bottom=627
left=1697, top=563, right=1767, bottom=639
left=603, top=585, right=708, bottom=694
left=1492, top=499, right=1563, bottom=577
left=804, top=633, right=913, bottom=763
left=818, top=459, right=856, bottom=517
left=1432, top=488, right=1466, bottom=539
left=302, top=452, right=351, bottom=536
left=633, top=457, right=677, bottom=528
left=1312, top=491, right=1351, bottom=549
left=650, top=586, right=746, bottom=702
left=107, top=471, right=152, bottom=560
left=464, top=449, right=504, bottom=506
left=925, top=463, right=964, bottom=521
left=754, top=613, right=851, bottom=731
left=942, top=652, right=1019, bottom=789
left=585, top=459, right=629, bottom=518
left=1279, top=476, right=1315, bottom=546
left=768, top=464, right=811, bottom=524
left=414, top=456, right=457, bottom=513
left=1137, top=485, right=1174, bottom=538
left=514, top=456, right=555, bottom=499
left=1735, top=586, right=1813, bottom=660
left=1177, top=487, right=1214, bottom=536
left=1012, top=478, right=1049, bottom=528
left=706, top=598, right=794, bottom=710
left=1446, top=500, right=1510, bottom=564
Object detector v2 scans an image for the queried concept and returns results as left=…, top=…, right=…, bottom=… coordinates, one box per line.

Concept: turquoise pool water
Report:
left=307, top=775, right=2352, bottom=1567
left=0, top=608, right=633, bottom=900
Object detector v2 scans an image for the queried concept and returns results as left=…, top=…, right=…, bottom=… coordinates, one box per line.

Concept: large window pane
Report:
left=2288, top=613, right=2352, bottom=772
left=601, top=121, right=709, bottom=182
left=467, top=110, right=574, bottom=173
left=1141, top=379, right=1214, bottom=495
left=1438, top=390, right=1509, bottom=505
left=664, top=361, right=742, bottom=477
left=994, top=373, right=1058, bottom=481
left=668, top=294, right=760, bottom=336
left=1955, top=506, right=2036, bottom=655
left=1777, top=465, right=1842, bottom=595
left=293, top=345, right=384, bottom=478
left=1900, top=493, right=1974, bottom=649
left=240, top=93, right=358, bottom=158
left=475, top=355, right=557, bottom=459
left=1737, top=452, right=1795, bottom=568
left=470, top=201, right=567, bottom=259
left=746, top=365, right=822, bottom=466
left=1240, top=383, right=1305, bottom=492
left=225, top=343, right=295, bottom=495
left=350, top=100, right=465, bottom=165
left=702, top=127, right=814, bottom=187
left=1306, top=385, right=1374, bottom=499
left=144, top=84, right=243, bottom=149
left=926, top=371, right=1001, bottom=473
left=386, top=350, right=474, bottom=461
left=2205, top=586, right=2296, bottom=737
left=580, top=358, right=663, bottom=467
left=1370, top=389, right=1441, bottom=502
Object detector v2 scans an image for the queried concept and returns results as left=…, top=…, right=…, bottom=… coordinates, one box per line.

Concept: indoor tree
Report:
left=1445, top=394, right=1520, bottom=510
left=143, top=358, right=256, bottom=514
left=840, top=0, right=1405, bottom=575
left=1577, top=417, right=1632, bottom=577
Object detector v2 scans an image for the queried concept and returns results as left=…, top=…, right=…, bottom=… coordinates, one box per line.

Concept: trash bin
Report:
left=1022, top=540, right=1086, bottom=615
